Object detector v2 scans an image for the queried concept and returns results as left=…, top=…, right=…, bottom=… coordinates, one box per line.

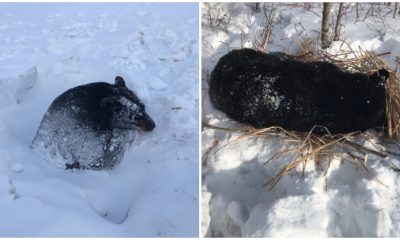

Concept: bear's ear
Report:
left=377, top=69, right=390, bottom=81
left=115, top=76, right=126, bottom=87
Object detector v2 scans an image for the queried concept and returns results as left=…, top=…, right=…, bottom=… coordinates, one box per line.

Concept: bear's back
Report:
left=49, top=82, right=114, bottom=130
left=208, top=48, right=387, bottom=134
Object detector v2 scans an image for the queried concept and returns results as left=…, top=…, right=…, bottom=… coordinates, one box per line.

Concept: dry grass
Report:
left=203, top=40, right=400, bottom=190
left=204, top=122, right=398, bottom=190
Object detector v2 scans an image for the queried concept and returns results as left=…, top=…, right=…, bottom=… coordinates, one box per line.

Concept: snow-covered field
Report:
left=202, top=3, right=400, bottom=237
left=0, top=3, right=198, bottom=237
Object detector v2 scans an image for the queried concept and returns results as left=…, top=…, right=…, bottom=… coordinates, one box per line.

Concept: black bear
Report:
left=209, top=48, right=389, bottom=134
left=31, top=76, right=156, bottom=170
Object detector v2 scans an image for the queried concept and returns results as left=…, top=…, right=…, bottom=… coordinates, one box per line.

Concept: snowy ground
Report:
left=202, top=3, right=400, bottom=237
left=0, top=3, right=198, bottom=237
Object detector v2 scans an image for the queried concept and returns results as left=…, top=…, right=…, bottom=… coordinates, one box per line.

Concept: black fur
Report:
left=31, top=76, right=155, bottom=170
left=209, top=48, right=389, bottom=134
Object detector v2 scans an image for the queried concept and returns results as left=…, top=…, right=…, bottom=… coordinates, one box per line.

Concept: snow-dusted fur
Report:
left=31, top=76, right=155, bottom=170
left=209, top=48, right=389, bottom=134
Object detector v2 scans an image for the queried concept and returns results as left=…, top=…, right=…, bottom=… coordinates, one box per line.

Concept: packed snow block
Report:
left=209, top=48, right=389, bottom=134
left=16, top=66, right=38, bottom=104
left=31, top=76, right=155, bottom=170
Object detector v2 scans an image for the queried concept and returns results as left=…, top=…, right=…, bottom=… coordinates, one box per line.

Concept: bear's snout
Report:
left=138, top=113, right=156, bottom=132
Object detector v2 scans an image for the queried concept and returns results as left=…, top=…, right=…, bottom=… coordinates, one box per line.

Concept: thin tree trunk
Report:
left=321, top=3, right=332, bottom=49
left=356, top=3, right=359, bottom=20
left=253, top=3, right=260, bottom=13
left=394, top=2, right=398, bottom=18
left=333, top=3, right=344, bottom=41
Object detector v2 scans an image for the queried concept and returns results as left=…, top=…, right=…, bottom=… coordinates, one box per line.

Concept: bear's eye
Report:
left=135, top=101, right=144, bottom=110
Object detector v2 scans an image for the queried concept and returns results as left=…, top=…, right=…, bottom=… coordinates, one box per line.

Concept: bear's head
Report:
left=100, top=76, right=156, bottom=132
left=369, top=69, right=390, bottom=86
left=352, top=69, right=389, bottom=131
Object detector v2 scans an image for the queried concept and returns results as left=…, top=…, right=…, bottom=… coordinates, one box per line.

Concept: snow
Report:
left=202, top=3, right=400, bottom=237
left=0, top=3, right=198, bottom=237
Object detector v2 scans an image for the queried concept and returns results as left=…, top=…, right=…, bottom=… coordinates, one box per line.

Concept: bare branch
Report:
left=333, top=3, right=344, bottom=41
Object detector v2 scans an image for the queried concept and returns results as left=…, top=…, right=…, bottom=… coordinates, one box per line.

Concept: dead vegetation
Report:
left=254, top=3, right=278, bottom=52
